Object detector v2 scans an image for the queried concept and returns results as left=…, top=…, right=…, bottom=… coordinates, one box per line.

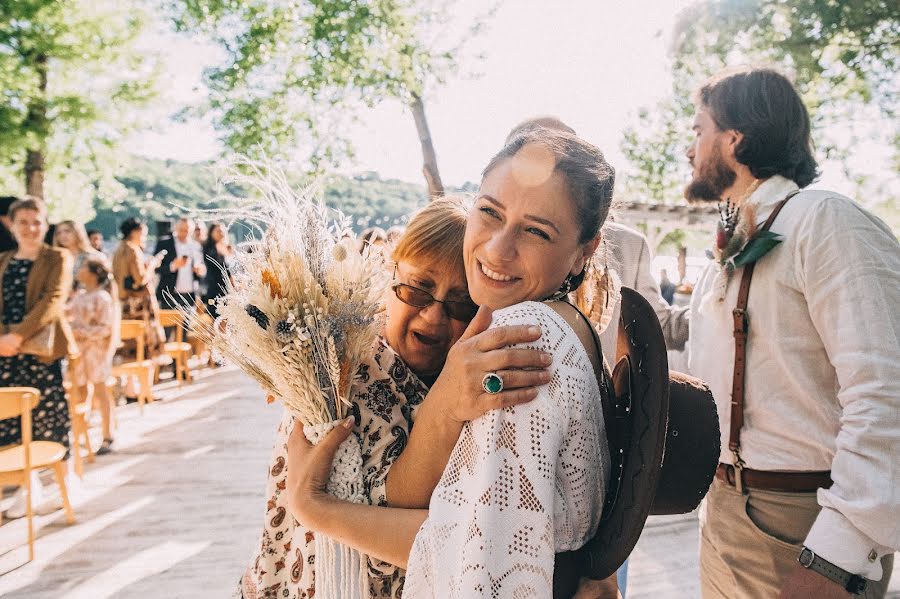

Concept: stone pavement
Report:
left=0, top=366, right=895, bottom=598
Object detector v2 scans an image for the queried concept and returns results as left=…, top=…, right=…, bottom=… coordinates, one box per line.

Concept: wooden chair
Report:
left=119, top=319, right=147, bottom=362
left=0, top=387, right=75, bottom=562
left=113, top=320, right=156, bottom=413
left=63, top=363, right=95, bottom=480
left=158, top=309, right=194, bottom=383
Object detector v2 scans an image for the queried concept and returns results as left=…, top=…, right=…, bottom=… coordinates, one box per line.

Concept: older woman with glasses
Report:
left=238, top=197, right=549, bottom=599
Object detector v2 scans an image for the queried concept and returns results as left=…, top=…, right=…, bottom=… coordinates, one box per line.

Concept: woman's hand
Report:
left=431, top=305, right=552, bottom=423
left=0, top=333, right=23, bottom=357
left=285, top=416, right=354, bottom=529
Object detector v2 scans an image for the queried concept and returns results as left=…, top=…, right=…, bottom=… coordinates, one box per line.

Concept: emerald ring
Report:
left=482, top=372, right=504, bottom=395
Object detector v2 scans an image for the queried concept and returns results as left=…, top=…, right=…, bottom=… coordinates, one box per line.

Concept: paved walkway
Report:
left=0, top=366, right=895, bottom=598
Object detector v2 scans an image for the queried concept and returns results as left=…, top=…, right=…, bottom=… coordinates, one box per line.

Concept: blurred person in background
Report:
left=0, top=196, right=18, bottom=253
left=87, top=229, right=106, bottom=255
left=53, top=219, right=104, bottom=288
left=112, top=216, right=165, bottom=359
left=154, top=217, right=206, bottom=310
left=0, top=197, right=77, bottom=518
left=202, top=222, right=233, bottom=319
left=67, top=257, right=118, bottom=454
left=659, top=269, right=676, bottom=305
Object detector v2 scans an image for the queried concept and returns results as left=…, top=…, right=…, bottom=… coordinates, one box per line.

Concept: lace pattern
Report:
left=404, top=301, right=610, bottom=598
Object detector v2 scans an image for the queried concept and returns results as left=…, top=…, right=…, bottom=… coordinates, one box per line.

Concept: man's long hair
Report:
left=696, top=67, right=819, bottom=188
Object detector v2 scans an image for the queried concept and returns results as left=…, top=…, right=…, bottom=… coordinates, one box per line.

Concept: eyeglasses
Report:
left=391, top=283, right=479, bottom=322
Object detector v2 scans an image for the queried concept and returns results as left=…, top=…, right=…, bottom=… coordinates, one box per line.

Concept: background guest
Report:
left=0, top=196, right=18, bottom=253
left=201, top=222, right=232, bottom=319
left=112, top=216, right=164, bottom=358
left=0, top=197, right=77, bottom=517
left=154, top=217, right=206, bottom=310
left=659, top=269, right=676, bottom=305
left=87, top=229, right=106, bottom=255
left=53, top=220, right=103, bottom=287
left=67, top=257, right=118, bottom=455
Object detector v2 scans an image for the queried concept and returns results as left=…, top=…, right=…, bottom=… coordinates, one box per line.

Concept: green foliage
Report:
left=0, top=0, right=159, bottom=215
left=168, top=0, right=495, bottom=173
left=86, top=156, right=430, bottom=239
left=619, top=99, right=692, bottom=203
left=620, top=0, right=899, bottom=205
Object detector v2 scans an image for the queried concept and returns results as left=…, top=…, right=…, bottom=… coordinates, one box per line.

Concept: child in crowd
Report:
left=67, top=257, right=119, bottom=454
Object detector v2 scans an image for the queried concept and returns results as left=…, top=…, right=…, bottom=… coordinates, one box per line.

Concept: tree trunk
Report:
left=25, top=150, right=45, bottom=198
left=409, top=92, right=444, bottom=199
left=24, top=53, right=49, bottom=199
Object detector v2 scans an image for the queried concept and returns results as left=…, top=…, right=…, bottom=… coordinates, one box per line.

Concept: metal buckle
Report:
left=732, top=449, right=746, bottom=494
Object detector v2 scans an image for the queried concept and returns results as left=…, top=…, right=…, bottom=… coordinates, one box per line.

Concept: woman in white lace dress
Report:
left=286, top=128, right=620, bottom=598
left=237, top=198, right=551, bottom=599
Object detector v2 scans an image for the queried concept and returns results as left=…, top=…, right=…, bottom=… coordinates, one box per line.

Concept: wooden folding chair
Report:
left=113, top=320, right=156, bottom=413
left=119, top=319, right=147, bottom=362
left=0, top=387, right=75, bottom=562
left=158, top=309, right=194, bottom=383
left=63, top=358, right=95, bottom=480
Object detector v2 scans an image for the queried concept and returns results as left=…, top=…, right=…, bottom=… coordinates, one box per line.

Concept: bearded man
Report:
left=686, top=67, right=899, bottom=599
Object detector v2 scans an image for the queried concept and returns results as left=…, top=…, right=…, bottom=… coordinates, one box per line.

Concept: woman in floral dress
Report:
left=238, top=198, right=478, bottom=598
left=239, top=197, right=549, bottom=598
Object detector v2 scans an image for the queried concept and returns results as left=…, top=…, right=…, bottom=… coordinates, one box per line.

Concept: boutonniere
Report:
left=705, top=182, right=783, bottom=300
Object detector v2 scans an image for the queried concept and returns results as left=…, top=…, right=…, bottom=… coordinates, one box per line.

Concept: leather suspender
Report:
left=729, top=190, right=799, bottom=492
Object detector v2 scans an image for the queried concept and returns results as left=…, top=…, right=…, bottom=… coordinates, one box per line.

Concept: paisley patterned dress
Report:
left=238, top=337, right=429, bottom=599
left=66, top=288, right=115, bottom=386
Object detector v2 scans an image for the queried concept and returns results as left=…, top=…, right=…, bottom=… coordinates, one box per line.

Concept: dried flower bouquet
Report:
left=174, top=161, right=388, bottom=598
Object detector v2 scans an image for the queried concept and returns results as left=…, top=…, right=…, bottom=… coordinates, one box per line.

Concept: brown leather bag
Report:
left=12, top=323, right=55, bottom=358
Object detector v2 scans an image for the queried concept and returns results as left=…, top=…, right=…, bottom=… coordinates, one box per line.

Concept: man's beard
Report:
left=684, top=145, right=736, bottom=203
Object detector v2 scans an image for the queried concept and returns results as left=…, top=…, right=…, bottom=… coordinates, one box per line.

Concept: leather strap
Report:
left=729, top=191, right=800, bottom=462
left=716, top=463, right=832, bottom=493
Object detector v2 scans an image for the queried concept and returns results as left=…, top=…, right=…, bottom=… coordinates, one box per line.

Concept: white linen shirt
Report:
left=172, top=237, right=204, bottom=294
left=688, top=175, right=900, bottom=580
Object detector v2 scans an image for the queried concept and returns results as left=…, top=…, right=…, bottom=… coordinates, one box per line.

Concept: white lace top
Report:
left=404, top=301, right=610, bottom=598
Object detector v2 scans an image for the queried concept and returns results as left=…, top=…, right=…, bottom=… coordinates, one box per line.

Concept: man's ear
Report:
left=725, top=130, right=743, bottom=158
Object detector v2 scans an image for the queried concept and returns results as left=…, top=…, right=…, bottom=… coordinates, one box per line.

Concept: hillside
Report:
left=87, top=156, right=436, bottom=238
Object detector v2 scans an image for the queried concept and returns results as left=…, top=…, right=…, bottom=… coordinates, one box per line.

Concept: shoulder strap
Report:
left=729, top=191, right=799, bottom=467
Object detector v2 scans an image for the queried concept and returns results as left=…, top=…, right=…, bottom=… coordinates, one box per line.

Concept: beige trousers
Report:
left=699, top=479, right=893, bottom=598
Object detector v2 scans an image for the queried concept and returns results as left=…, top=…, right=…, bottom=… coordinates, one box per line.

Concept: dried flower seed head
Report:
left=246, top=304, right=270, bottom=330
left=275, top=319, right=294, bottom=343
left=332, top=243, right=348, bottom=262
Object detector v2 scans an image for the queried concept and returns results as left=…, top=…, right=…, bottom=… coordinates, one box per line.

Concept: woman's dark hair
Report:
left=482, top=128, right=615, bottom=244
left=696, top=67, right=819, bottom=188
left=119, top=216, right=144, bottom=240
left=82, top=256, right=113, bottom=290
left=204, top=222, right=223, bottom=251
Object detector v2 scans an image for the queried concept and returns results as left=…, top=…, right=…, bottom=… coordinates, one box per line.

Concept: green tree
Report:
left=170, top=0, right=497, bottom=198
left=0, top=0, right=158, bottom=219
left=620, top=0, right=899, bottom=211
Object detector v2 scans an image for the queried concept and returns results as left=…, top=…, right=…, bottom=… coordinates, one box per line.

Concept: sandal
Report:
left=96, top=438, right=114, bottom=456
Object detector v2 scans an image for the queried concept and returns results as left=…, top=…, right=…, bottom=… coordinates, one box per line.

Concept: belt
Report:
left=716, top=463, right=833, bottom=493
